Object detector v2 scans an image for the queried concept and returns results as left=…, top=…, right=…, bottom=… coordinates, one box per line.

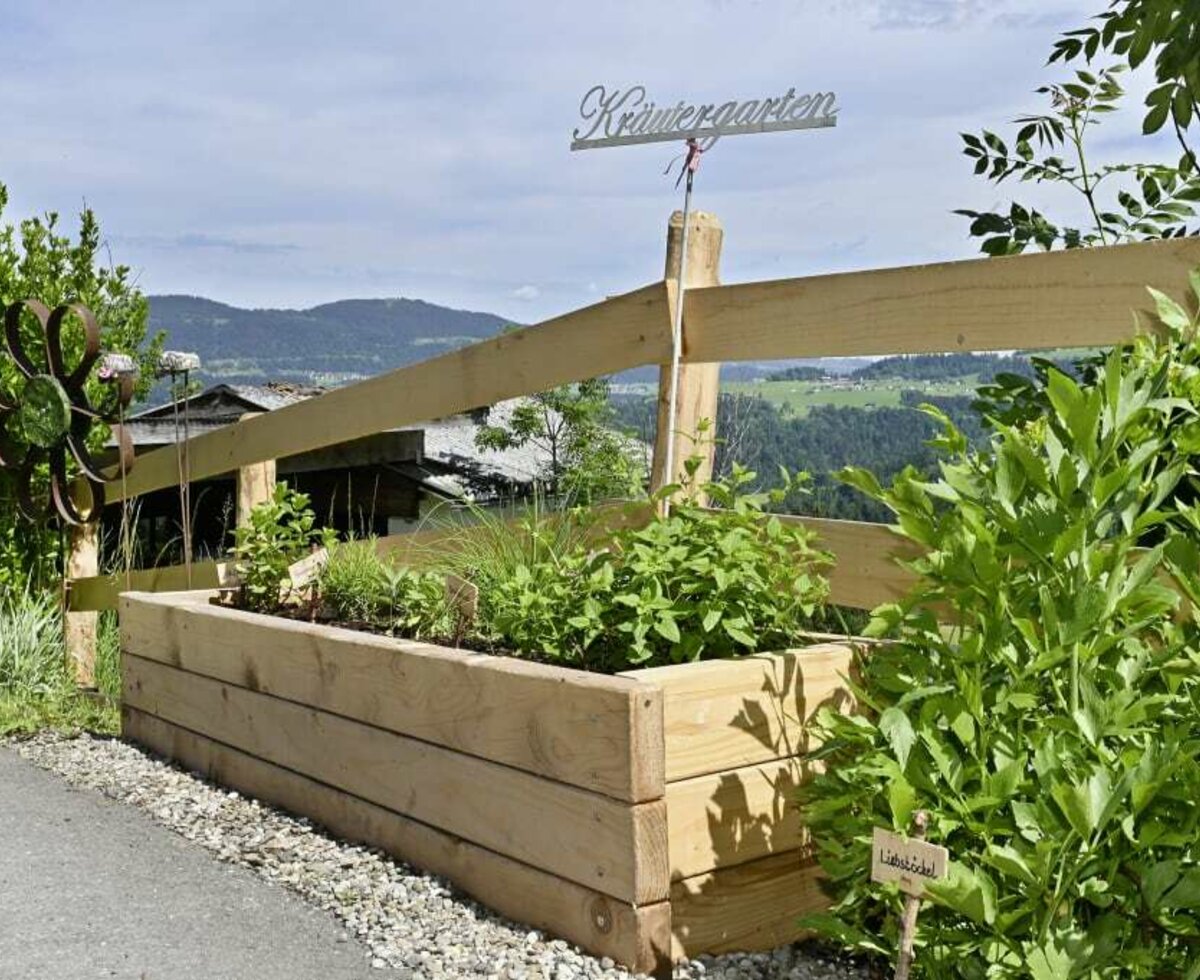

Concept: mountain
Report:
left=148, top=295, right=513, bottom=387
left=147, top=294, right=878, bottom=391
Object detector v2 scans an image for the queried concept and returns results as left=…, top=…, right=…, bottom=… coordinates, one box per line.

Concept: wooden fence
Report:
left=64, top=213, right=1200, bottom=650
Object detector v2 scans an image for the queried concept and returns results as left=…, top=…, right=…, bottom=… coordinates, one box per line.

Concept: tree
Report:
left=474, top=378, right=645, bottom=504
left=1052, top=1, right=1200, bottom=165
left=0, top=182, right=160, bottom=588
left=956, top=65, right=1200, bottom=254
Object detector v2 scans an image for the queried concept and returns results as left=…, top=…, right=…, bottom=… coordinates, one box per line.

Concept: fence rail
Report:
left=64, top=221, right=1200, bottom=619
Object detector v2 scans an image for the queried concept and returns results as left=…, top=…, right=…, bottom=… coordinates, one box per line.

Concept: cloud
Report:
left=113, top=233, right=299, bottom=255
left=0, top=0, right=1126, bottom=328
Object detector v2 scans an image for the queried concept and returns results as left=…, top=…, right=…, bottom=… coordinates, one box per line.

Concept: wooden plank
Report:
left=791, top=516, right=920, bottom=610
left=120, top=593, right=665, bottom=803
left=101, top=283, right=671, bottom=502
left=684, top=237, right=1200, bottom=361
left=627, top=643, right=856, bottom=782
left=670, top=851, right=826, bottom=959
left=68, top=561, right=226, bottom=613
left=123, top=708, right=672, bottom=974
left=64, top=520, right=98, bottom=686
left=651, top=211, right=723, bottom=494
left=70, top=510, right=914, bottom=614
left=122, top=653, right=668, bottom=904
left=666, top=757, right=805, bottom=881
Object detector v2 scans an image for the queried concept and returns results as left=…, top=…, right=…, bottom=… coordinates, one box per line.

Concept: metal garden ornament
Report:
left=570, top=82, right=838, bottom=491
left=0, top=300, right=136, bottom=525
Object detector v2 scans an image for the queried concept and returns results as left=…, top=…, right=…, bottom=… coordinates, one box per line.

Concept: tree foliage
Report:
left=474, top=377, right=645, bottom=503
left=0, top=183, right=159, bottom=588
left=1052, top=0, right=1200, bottom=162
left=957, top=65, right=1200, bottom=254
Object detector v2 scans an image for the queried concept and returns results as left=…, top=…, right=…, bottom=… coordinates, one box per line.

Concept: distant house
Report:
left=105, top=382, right=555, bottom=563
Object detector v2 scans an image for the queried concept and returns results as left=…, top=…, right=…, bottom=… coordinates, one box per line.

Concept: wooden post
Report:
left=894, top=810, right=930, bottom=980
left=650, top=210, right=723, bottom=495
left=64, top=520, right=99, bottom=688
left=236, top=413, right=276, bottom=528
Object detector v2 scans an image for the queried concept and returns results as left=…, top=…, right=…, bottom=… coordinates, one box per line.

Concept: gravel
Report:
left=8, top=732, right=869, bottom=980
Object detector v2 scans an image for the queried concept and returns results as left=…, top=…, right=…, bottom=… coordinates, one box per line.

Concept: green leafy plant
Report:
left=1052, top=1, right=1200, bottom=162
left=319, top=538, right=449, bottom=638
left=0, top=182, right=161, bottom=591
left=0, top=583, right=119, bottom=735
left=800, top=285, right=1200, bottom=977
left=474, top=463, right=832, bottom=671
left=231, top=485, right=334, bottom=613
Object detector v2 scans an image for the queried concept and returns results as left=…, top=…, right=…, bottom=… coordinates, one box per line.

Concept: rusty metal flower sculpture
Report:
left=0, top=299, right=135, bottom=525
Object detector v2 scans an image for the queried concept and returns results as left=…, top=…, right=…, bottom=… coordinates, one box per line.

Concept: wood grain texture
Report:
left=627, top=643, right=856, bottom=782
left=122, top=653, right=668, bottom=904
left=123, top=708, right=672, bottom=974
left=670, top=851, right=827, bottom=959
left=651, top=211, right=723, bottom=493
left=64, top=520, right=98, bottom=686
left=683, top=237, right=1200, bottom=362
left=100, top=283, right=671, bottom=502
left=666, top=757, right=806, bottom=881
left=120, top=593, right=664, bottom=802
left=68, top=561, right=227, bottom=612
left=790, top=516, right=921, bottom=610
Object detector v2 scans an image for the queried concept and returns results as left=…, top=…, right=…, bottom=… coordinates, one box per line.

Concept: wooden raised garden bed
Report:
left=120, top=590, right=857, bottom=974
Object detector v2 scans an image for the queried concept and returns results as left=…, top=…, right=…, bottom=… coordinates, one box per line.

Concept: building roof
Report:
left=117, top=382, right=557, bottom=495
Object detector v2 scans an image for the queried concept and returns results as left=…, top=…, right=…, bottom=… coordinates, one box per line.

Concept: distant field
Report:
left=722, top=378, right=979, bottom=416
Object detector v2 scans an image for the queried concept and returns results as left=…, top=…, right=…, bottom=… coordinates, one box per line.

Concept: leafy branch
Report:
left=957, top=66, right=1200, bottom=254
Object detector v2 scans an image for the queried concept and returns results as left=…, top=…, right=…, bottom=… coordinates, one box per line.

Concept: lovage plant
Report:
left=801, top=284, right=1200, bottom=977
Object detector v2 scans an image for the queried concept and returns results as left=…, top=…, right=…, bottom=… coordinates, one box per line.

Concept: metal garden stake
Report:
left=570, top=83, right=838, bottom=497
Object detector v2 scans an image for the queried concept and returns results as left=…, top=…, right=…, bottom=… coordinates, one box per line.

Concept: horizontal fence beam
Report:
left=683, top=238, right=1200, bottom=362
left=69, top=561, right=227, bottom=612
left=96, top=282, right=671, bottom=503
left=67, top=508, right=917, bottom=614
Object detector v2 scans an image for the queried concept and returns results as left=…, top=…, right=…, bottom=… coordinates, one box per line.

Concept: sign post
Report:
left=871, top=811, right=948, bottom=980
left=570, top=83, right=838, bottom=496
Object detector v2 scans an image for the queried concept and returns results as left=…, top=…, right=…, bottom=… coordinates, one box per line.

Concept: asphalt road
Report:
left=0, top=747, right=380, bottom=980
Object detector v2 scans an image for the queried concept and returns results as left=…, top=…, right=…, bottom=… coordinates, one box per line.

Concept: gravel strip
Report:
left=8, top=732, right=867, bottom=980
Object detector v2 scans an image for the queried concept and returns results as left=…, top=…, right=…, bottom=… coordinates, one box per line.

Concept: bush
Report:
left=800, top=287, right=1200, bottom=977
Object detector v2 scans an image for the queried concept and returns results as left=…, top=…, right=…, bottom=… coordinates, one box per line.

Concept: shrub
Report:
left=800, top=290, right=1200, bottom=977
left=231, top=485, right=335, bottom=613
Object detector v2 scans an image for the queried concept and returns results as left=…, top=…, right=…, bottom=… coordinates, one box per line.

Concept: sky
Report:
left=0, top=0, right=1171, bottom=324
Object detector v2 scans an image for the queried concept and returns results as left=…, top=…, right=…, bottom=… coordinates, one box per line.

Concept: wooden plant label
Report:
left=287, top=548, right=329, bottom=592
left=871, top=826, right=948, bottom=898
left=445, top=573, right=480, bottom=624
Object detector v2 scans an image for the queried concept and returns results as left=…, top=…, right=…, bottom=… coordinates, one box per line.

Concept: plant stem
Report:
left=1071, top=113, right=1109, bottom=245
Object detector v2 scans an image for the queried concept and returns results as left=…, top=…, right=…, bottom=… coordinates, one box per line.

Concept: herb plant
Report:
left=231, top=485, right=335, bottom=613
left=800, top=284, right=1200, bottom=977
left=478, top=464, right=831, bottom=671
left=319, top=538, right=449, bottom=638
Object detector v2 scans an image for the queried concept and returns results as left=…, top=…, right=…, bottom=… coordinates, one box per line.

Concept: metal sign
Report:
left=569, top=81, right=838, bottom=500
left=570, top=84, right=837, bottom=151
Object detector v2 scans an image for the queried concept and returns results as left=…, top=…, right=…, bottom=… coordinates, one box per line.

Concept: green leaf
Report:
left=879, top=707, right=916, bottom=770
